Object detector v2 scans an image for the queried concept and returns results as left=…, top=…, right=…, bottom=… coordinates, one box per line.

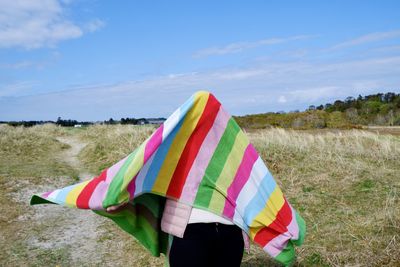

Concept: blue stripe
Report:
left=243, top=171, right=277, bottom=228
left=54, top=184, right=77, bottom=204
left=140, top=92, right=197, bottom=191
left=178, top=93, right=195, bottom=120
left=142, top=118, right=185, bottom=191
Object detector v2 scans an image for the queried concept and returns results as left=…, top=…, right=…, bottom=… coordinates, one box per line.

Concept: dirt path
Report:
left=7, top=135, right=163, bottom=266
left=26, top=136, right=107, bottom=265
left=56, top=136, right=93, bottom=180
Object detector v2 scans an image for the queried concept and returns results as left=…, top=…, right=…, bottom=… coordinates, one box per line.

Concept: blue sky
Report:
left=1, top=0, right=399, bottom=121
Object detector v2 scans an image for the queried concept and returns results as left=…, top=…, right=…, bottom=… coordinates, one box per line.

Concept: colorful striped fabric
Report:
left=31, top=91, right=306, bottom=266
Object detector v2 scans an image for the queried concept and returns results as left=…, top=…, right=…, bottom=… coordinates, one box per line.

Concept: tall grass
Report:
left=0, top=124, right=75, bottom=179
left=0, top=124, right=78, bottom=266
left=248, top=129, right=400, bottom=266
left=0, top=124, right=398, bottom=266
left=78, top=125, right=400, bottom=266
left=78, top=124, right=156, bottom=173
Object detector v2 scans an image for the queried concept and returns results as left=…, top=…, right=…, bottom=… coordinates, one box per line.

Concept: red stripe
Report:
left=76, top=169, right=108, bottom=209
left=253, top=199, right=293, bottom=247
left=127, top=173, right=139, bottom=199
left=166, top=94, right=221, bottom=198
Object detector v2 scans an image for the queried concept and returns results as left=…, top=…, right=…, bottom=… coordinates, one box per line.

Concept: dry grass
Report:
left=0, top=124, right=399, bottom=266
left=0, top=124, right=78, bottom=266
left=249, top=129, right=400, bottom=266
left=0, top=124, right=76, bottom=179
left=78, top=124, right=156, bottom=173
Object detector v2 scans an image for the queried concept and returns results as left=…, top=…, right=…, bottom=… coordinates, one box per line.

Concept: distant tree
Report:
left=120, top=117, right=139, bottom=125
left=324, top=103, right=332, bottom=111
left=333, top=100, right=346, bottom=112
left=105, top=118, right=116, bottom=125
left=345, top=96, right=355, bottom=104
left=383, top=92, right=396, bottom=103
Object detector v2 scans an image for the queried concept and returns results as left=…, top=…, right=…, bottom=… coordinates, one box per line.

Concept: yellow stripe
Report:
left=65, top=180, right=91, bottom=208
left=249, top=186, right=285, bottom=239
left=208, top=130, right=249, bottom=213
left=117, top=143, right=145, bottom=202
left=151, top=92, right=209, bottom=194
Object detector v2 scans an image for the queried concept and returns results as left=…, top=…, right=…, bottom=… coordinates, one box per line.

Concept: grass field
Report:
left=0, top=124, right=399, bottom=266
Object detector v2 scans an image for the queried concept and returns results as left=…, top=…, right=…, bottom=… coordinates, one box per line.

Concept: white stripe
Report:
left=162, top=93, right=195, bottom=141
left=47, top=189, right=61, bottom=201
left=162, top=108, right=181, bottom=141
left=233, top=157, right=268, bottom=228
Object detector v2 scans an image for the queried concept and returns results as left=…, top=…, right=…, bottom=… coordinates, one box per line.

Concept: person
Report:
left=161, top=198, right=246, bottom=267
left=107, top=197, right=247, bottom=266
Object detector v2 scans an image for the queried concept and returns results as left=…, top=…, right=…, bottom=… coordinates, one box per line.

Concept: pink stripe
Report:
left=144, top=124, right=163, bottom=162
left=94, top=126, right=162, bottom=205
left=223, top=144, right=259, bottom=218
left=264, top=236, right=290, bottom=257
left=87, top=155, right=130, bottom=209
left=88, top=181, right=109, bottom=209
left=287, top=204, right=299, bottom=239
left=42, top=191, right=52, bottom=198
left=263, top=205, right=300, bottom=257
left=180, top=106, right=230, bottom=204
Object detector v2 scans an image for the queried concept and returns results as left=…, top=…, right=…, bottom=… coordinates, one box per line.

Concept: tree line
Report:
left=2, top=92, right=399, bottom=128
left=235, top=91, right=400, bottom=129
left=0, top=117, right=166, bottom=127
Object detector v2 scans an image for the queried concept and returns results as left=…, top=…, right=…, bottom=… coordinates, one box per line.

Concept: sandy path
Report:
left=56, top=136, right=93, bottom=180
left=8, top=135, right=164, bottom=266
left=26, top=136, right=107, bottom=265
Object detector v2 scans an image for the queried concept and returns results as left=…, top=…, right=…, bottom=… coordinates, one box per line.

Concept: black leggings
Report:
left=168, top=223, right=244, bottom=267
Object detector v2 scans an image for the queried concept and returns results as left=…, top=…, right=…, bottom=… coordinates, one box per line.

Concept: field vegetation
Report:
left=0, top=124, right=399, bottom=266
left=235, top=92, right=400, bottom=130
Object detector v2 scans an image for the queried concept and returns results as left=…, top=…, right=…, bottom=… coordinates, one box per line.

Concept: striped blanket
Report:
left=31, top=91, right=305, bottom=266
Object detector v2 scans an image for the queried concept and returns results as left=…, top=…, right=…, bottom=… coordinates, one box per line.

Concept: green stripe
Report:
left=294, top=211, right=306, bottom=246
left=275, top=241, right=295, bottom=267
left=30, top=195, right=57, bottom=205
left=194, top=118, right=240, bottom=208
left=208, top=130, right=249, bottom=213
left=274, top=211, right=306, bottom=266
left=94, top=195, right=169, bottom=257
left=133, top=193, right=164, bottom=218
left=103, top=147, right=140, bottom=208
left=94, top=209, right=165, bottom=256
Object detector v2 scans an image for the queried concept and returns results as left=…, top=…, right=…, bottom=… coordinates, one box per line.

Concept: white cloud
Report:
left=0, top=0, right=104, bottom=49
left=1, top=54, right=399, bottom=120
left=84, top=19, right=105, bottom=33
left=0, top=61, right=34, bottom=69
left=0, top=80, right=38, bottom=97
left=278, top=95, right=287, bottom=103
left=193, top=35, right=312, bottom=58
left=328, top=30, right=400, bottom=50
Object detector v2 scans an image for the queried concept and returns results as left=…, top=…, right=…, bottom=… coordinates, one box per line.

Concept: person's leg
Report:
left=214, top=223, right=244, bottom=267
left=168, top=223, right=217, bottom=267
